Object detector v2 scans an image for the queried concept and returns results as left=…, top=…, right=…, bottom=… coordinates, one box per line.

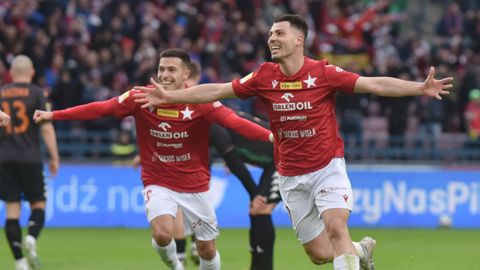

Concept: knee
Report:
left=196, top=240, right=217, bottom=260
left=304, top=239, right=332, bottom=265
left=306, top=248, right=330, bottom=265
left=151, top=224, right=172, bottom=246
left=324, top=219, right=348, bottom=239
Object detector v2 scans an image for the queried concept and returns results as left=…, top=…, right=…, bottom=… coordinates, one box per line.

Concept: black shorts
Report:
left=0, top=161, right=46, bottom=202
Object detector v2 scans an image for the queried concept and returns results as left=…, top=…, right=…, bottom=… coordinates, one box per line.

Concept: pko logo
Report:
left=273, top=93, right=313, bottom=111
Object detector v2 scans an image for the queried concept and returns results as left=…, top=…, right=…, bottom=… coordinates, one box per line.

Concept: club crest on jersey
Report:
left=157, top=109, right=179, bottom=118
left=280, top=81, right=302, bottom=90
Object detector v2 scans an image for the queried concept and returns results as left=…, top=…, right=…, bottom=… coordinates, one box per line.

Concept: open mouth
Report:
left=270, top=45, right=280, bottom=53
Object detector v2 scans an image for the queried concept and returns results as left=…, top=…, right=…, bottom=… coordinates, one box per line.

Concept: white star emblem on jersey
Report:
left=180, top=106, right=194, bottom=120
left=303, top=73, right=317, bottom=88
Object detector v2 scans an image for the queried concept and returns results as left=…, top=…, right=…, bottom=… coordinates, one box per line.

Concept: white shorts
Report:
left=279, top=158, right=353, bottom=244
left=142, top=185, right=219, bottom=241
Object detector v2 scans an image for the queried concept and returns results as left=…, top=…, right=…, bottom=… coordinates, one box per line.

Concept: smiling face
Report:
left=268, top=21, right=304, bottom=62
left=156, top=57, right=191, bottom=91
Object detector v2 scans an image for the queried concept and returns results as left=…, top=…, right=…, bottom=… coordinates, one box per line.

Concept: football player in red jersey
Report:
left=34, top=49, right=272, bottom=270
left=135, top=60, right=279, bottom=270
left=134, top=15, right=453, bottom=270
left=0, top=109, right=10, bottom=127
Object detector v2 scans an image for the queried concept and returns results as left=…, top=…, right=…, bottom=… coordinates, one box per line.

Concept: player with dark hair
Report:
left=134, top=14, right=453, bottom=270
left=34, top=48, right=272, bottom=270
left=0, top=55, right=60, bottom=270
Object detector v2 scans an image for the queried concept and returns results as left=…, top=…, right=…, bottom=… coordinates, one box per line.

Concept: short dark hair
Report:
left=159, top=48, right=191, bottom=67
left=189, top=60, right=201, bottom=78
left=274, top=14, right=308, bottom=39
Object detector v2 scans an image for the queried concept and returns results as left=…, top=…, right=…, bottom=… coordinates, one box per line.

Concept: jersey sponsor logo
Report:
left=150, top=129, right=189, bottom=139
left=280, top=81, right=302, bottom=90
left=157, top=109, right=179, bottom=118
left=271, top=80, right=279, bottom=89
left=152, top=152, right=191, bottom=162
left=158, top=122, right=172, bottom=131
left=240, top=72, right=253, bottom=84
left=152, top=121, right=189, bottom=139
left=281, top=93, right=293, bottom=102
left=279, top=115, right=307, bottom=122
left=272, top=102, right=313, bottom=111
left=277, top=128, right=316, bottom=139
left=118, top=91, right=130, bottom=103
left=274, top=92, right=313, bottom=111
left=156, top=142, right=183, bottom=149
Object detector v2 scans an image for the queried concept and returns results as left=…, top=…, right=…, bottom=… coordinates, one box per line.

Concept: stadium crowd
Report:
left=0, top=0, right=479, bottom=160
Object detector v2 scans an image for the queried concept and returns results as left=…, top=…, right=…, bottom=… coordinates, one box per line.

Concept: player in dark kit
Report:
left=0, top=55, right=60, bottom=270
left=209, top=111, right=280, bottom=270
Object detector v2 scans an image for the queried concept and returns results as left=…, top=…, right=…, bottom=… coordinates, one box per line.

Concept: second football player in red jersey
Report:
left=133, top=15, right=453, bottom=270
left=34, top=49, right=272, bottom=270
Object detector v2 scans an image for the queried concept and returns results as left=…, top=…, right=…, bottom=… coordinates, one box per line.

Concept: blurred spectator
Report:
left=110, top=129, right=137, bottom=164
left=0, top=0, right=477, bottom=161
left=436, top=2, right=463, bottom=37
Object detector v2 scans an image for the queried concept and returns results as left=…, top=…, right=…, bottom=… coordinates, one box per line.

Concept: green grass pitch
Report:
left=0, top=228, right=478, bottom=269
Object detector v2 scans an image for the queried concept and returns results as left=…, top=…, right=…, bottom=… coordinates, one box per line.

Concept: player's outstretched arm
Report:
left=34, top=99, right=119, bottom=124
left=354, top=66, right=453, bottom=99
left=219, top=112, right=272, bottom=142
left=0, top=109, right=11, bottom=127
left=133, top=78, right=236, bottom=108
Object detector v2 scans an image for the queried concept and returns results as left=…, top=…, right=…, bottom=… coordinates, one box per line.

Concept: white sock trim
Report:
left=200, top=250, right=221, bottom=270
left=333, top=254, right=359, bottom=270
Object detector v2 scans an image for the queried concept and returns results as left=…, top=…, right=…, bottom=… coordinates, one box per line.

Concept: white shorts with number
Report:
left=143, top=185, right=219, bottom=241
left=279, top=158, right=353, bottom=244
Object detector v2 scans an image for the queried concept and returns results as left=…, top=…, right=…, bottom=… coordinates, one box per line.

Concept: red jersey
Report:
left=53, top=90, right=271, bottom=192
left=232, top=57, right=359, bottom=176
